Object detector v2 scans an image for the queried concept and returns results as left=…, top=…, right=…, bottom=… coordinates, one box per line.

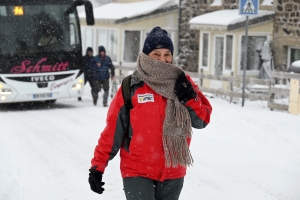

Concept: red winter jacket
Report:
left=91, top=74, right=212, bottom=181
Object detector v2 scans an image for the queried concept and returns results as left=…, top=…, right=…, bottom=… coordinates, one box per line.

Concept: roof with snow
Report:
left=76, top=0, right=111, bottom=13
left=189, top=9, right=275, bottom=31
left=79, top=0, right=178, bottom=24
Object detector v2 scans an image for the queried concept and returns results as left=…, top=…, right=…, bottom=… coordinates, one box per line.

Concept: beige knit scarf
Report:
left=135, top=52, right=193, bottom=168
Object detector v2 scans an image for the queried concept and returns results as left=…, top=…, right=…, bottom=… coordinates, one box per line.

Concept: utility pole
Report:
left=239, top=0, right=259, bottom=107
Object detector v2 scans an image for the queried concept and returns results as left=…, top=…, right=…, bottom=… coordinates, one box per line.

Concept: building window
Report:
left=124, top=30, right=141, bottom=63
left=201, top=33, right=209, bottom=67
left=241, top=36, right=267, bottom=71
left=214, top=37, right=224, bottom=75
left=290, top=48, right=300, bottom=65
left=85, top=29, right=93, bottom=53
left=225, top=35, right=233, bottom=70
left=213, top=35, right=233, bottom=74
left=97, top=29, right=118, bottom=61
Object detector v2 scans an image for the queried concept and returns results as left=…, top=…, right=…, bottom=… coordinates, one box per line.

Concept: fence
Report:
left=194, top=69, right=271, bottom=102
left=268, top=71, right=300, bottom=111
left=113, top=65, right=300, bottom=111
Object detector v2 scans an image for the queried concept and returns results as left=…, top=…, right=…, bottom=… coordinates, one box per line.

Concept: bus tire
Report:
left=45, top=100, right=56, bottom=104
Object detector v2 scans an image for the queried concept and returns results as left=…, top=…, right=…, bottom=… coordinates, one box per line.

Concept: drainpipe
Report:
left=178, top=0, right=182, bottom=58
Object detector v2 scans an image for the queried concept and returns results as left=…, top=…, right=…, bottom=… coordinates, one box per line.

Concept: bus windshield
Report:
left=0, top=4, right=80, bottom=56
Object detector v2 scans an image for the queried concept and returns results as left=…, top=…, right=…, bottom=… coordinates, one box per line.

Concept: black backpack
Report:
left=121, top=75, right=132, bottom=150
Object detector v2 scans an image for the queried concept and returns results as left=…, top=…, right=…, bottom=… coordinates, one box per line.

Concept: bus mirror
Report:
left=84, top=1, right=94, bottom=26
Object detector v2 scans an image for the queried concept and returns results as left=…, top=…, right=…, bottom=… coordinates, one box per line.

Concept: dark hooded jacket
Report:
left=92, top=46, right=115, bottom=81
left=82, top=47, right=94, bottom=79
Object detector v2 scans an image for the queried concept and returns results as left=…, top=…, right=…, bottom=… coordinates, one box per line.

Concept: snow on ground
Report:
left=1, top=83, right=300, bottom=200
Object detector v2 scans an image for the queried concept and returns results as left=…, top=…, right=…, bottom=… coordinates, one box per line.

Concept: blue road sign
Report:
left=239, top=0, right=259, bottom=15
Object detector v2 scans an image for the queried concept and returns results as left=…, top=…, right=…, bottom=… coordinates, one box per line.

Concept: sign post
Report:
left=239, top=0, right=259, bottom=107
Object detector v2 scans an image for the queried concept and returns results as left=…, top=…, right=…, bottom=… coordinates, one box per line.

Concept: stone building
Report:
left=273, top=0, right=300, bottom=70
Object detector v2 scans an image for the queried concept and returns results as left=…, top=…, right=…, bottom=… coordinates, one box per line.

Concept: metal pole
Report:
left=178, top=0, right=182, bottom=57
left=242, top=16, right=249, bottom=107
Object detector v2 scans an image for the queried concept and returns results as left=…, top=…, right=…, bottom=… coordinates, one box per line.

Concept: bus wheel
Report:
left=45, top=100, right=56, bottom=104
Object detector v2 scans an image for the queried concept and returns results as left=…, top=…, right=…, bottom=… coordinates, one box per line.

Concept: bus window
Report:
left=68, top=12, right=79, bottom=49
left=0, top=4, right=80, bottom=56
left=70, top=24, right=76, bottom=46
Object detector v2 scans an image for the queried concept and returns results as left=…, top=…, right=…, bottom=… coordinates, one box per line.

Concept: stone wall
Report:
left=273, top=0, right=300, bottom=70
left=178, top=0, right=217, bottom=71
left=178, top=0, right=235, bottom=71
left=223, top=0, right=238, bottom=9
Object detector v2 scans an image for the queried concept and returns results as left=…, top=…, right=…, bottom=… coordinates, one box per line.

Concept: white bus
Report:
left=0, top=0, right=94, bottom=103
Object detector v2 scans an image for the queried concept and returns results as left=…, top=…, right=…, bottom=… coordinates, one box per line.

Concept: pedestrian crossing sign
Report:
left=239, top=0, right=259, bottom=15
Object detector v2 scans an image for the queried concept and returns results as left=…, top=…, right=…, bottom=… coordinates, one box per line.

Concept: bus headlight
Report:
left=1, top=96, right=6, bottom=101
left=0, top=88, right=12, bottom=94
left=78, top=79, right=83, bottom=83
left=72, top=83, right=82, bottom=90
left=0, top=84, right=2, bottom=89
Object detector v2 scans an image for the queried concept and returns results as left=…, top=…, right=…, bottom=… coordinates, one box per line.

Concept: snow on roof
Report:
left=189, top=9, right=274, bottom=28
left=79, top=0, right=176, bottom=22
left=76, top=0, right=111, bottom=13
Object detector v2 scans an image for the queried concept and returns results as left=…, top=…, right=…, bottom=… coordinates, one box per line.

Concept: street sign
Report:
left=239, top=0, right=259, bottom=106
left=239, top=0, right=259, bottom=15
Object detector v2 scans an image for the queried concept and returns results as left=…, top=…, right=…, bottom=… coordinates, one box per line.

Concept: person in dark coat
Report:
left=83, top=47, right=95, bottom=84
left=91, top=46, right=115, bottom=106
left=78, top=47, right=94, bottom=101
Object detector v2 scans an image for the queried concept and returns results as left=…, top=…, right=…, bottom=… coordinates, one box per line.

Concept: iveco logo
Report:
left=31, top=75, right=55, bottom=82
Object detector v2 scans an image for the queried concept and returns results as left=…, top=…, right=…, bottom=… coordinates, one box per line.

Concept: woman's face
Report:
left=148, top=48, right=172, bottom=63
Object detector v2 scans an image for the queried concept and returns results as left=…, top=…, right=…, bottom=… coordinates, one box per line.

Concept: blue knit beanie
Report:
left=142, top=27, right=174, bottom=55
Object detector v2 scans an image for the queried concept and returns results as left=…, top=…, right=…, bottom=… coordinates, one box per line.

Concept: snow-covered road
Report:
left=1, top=85, right=300, bottom=200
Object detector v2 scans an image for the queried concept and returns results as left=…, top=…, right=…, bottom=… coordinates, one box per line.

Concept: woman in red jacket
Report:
left=88, top=27, right=212, bottom=200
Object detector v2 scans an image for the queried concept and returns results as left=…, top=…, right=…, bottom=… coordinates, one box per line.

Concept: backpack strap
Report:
left=121, top=75, right=132, bottom=152
left=122, top=75, right=132, bottom=109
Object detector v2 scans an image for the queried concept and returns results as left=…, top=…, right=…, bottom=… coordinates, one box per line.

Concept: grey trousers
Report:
left=91, top=80, right=109, bottom=103
left=123, top=177, right=184, bottom=200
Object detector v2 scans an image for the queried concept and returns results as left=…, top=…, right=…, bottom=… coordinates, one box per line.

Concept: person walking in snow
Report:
left=88, top=27, right=212, bottom=200
left=78, top=47, right=94, bottom=101
left=90, top=46, right=115, bottom=106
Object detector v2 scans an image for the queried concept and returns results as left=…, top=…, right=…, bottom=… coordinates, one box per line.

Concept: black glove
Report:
left=174, top=72, right=196, bottom=103
left=88, top=166, right=105, bottom=194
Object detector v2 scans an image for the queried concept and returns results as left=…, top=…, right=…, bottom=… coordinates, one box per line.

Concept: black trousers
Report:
left=84, top=71, right=93, bottom=85
left=91, top=79, right=109, bottom=103
left=123, top=177, right=184, bottom=200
